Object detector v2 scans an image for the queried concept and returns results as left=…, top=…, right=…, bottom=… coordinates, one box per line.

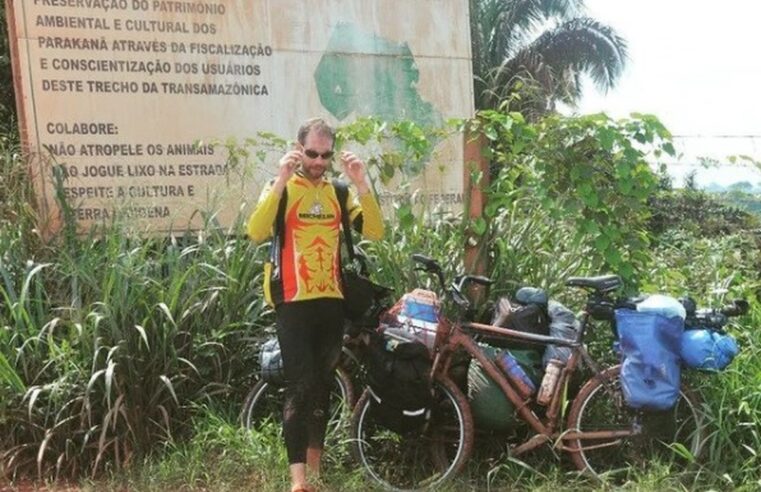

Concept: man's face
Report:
left=300, top=130, right=334, bottom=182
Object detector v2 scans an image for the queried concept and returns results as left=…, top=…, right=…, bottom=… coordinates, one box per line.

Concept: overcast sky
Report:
left=572, top=0, right=761, bottom=186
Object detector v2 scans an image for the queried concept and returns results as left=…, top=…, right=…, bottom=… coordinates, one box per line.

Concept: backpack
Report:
left=363, top=337, right=433, bottom=433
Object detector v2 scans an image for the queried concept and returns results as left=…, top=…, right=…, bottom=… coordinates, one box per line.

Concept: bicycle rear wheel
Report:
left=351, top=375, right=473, bottom=491
left=566, top=365, right=704, bottom=480
left=241, top=367, right=355, bottom=435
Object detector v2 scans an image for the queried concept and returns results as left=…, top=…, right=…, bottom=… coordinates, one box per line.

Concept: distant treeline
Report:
left=704, top=181, right=761, bottom=195
left=717, top=191, right=761, bottom=214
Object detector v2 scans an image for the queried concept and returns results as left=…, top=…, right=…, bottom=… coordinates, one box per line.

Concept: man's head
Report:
left=297, top=118, right=336, bottom=182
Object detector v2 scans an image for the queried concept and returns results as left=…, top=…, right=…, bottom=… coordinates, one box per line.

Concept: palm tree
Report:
left=470, top=0, right=628, bottom=117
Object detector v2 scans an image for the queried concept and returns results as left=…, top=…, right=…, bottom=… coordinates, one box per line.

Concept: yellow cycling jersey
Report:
left=247, top=174, right=384, bottom=304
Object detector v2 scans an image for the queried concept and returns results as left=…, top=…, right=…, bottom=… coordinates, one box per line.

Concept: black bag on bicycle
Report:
left=486, top=297, right=549, bottom=350
left=334, top=180, right=390, bottom=322
left=364, top=337, right=433, bottom=433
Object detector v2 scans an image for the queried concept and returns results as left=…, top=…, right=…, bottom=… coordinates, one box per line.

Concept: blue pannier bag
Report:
left=615, top=309, right=684, bottom=410
left=680, top=329, right=738, bottom=371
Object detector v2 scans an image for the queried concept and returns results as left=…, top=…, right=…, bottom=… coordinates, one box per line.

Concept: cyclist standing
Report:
left=247, top=118, right=384, bottom=492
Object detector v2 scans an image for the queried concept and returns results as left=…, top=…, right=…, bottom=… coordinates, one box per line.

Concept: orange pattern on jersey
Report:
left=281, top=192, right=342, bottom=301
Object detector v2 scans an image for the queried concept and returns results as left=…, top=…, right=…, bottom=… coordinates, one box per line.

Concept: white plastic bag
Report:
left=637, top=294, right=686, bottom=320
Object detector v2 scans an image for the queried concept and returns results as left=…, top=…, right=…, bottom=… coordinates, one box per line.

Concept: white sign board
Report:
left=7, top=0, right=474, bottom=235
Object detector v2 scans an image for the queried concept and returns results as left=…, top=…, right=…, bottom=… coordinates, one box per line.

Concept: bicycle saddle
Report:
left=565, top=274, right=622, bottom=293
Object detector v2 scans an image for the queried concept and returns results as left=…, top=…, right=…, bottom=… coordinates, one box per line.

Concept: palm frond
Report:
left=532, top=17, right=628, bottom=92
left=470, top=0, right=628, bottom=111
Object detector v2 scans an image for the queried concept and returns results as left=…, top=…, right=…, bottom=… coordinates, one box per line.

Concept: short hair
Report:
left=297, top=118, right=336, bottom=145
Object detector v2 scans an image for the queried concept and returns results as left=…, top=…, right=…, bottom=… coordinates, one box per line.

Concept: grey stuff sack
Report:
left=259, top=337, right=285, bottom=386
left=543, top=300, right=579, bottom=366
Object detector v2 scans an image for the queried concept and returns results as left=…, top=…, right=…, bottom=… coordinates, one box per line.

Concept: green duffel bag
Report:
left=467, top=344, right=543, bottom=431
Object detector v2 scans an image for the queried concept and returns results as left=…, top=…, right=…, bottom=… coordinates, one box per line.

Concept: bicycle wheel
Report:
left=241, top=366, right=355, bottom=435
left=351, top=375, right=473, bottom=491
left=566, top=365, right=704, bottom=480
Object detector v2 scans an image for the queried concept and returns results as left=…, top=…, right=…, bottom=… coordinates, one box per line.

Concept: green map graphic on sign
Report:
left=315, top=24, right=443, bottom=175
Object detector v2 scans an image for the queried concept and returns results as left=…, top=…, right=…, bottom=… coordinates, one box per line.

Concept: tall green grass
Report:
left=642, top=228, right=761, bottom=486
left=695, top=302, right=761, bottom=486
left=0, top=216, right=272, bottom=478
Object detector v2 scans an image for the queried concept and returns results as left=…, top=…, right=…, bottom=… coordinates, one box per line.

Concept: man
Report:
left=247, top=118, right=384, bottom=492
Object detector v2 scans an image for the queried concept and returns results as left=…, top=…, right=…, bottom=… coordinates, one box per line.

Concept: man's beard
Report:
left=304, top=165, right=327, bottom=180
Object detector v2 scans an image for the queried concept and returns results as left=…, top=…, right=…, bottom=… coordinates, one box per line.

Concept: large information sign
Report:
left=6, top=0, right=474, bottom=235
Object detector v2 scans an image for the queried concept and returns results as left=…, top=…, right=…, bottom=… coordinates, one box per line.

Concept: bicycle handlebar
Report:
left=720, top=299, right=749, bottom=317
left=411, top=254, right=494, bottom=312
left=411, top=254, right=439, bottom=271
left=411, top=254, right=446, bottom=292
left=459, top=275, right=493, bottom=287
left=686, top=299, right=749, bottom=330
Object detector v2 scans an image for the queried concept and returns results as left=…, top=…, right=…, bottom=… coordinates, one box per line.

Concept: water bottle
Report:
left=537, top=359, right=564, bottom=406
left=495, top=351, right=536, bottom=400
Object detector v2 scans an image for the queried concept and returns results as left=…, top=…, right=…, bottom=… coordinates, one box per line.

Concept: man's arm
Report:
left=346, top=188, right=384, bottom=240
left=246, top=149, right=302, bottom=242
left=246, top=181, right=279, bottom=243
left=340, top=150, right=384, bottom=240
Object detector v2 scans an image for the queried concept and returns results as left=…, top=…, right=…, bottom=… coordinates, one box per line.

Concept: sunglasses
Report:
left=303, top=149, right=335, bottom=160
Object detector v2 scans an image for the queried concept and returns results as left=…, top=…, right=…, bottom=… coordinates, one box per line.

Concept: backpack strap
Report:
left=270, top=183, right=288, bottom=267
left=332, top=179, right=356, bottom=264
left=275, top=184, right=287, bottom=248
left=273, top=179, right=349, bottom=257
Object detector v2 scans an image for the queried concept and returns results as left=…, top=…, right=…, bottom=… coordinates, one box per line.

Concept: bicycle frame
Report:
left=430, top=309, right=635, bottom=456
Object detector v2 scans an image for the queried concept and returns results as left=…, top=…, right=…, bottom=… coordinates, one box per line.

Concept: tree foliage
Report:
left=470, top=111, right=674, bottom=285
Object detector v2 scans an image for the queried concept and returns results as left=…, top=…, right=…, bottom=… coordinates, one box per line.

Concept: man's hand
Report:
left=273, top=149, right=303, bottom=195
left=341, top=151, right=370, bottom=194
